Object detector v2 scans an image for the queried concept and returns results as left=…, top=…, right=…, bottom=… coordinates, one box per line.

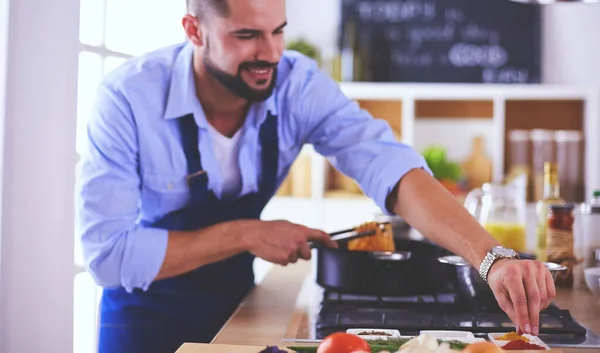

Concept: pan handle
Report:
left=369, top=251, right=412, bottom=261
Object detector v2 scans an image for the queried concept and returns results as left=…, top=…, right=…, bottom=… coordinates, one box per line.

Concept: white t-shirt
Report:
left=207, top=124, right=244, bottom=198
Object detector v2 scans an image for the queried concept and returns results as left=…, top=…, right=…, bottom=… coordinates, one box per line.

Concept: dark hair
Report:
left=187, top=0, right=230, bottom=20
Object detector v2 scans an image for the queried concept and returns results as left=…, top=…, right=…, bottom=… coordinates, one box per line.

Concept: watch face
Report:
left=493, top=245, right=517, bottom=257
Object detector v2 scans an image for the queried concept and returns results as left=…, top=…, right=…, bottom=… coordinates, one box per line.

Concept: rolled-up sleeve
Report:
left=75, top=84, right=168, bottom=292
left=294, top=66, right=433, bottom=214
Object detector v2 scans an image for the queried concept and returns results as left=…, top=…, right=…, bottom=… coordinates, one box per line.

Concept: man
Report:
left=74, top=0, right=555, bottom=352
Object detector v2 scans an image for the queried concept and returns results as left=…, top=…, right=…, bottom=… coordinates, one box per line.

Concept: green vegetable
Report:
left=288, top=338, right=468, bottom=352
left=286, top=38, right=319, bottom=60
left=421, top=145, right=462, bottom=182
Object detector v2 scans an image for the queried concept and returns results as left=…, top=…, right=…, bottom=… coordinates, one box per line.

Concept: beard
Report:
left=203, top=40, right=278, bottom=102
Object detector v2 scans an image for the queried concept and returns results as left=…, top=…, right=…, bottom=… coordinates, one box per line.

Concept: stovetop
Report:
left=313, top=290, right=600, bottom=348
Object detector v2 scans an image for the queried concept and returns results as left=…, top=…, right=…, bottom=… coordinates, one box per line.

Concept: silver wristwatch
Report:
left=479, top=245, right=520, bottom=282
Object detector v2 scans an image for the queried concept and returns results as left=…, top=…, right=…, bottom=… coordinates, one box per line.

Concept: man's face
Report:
left=200, top=0, right=286, bottom=102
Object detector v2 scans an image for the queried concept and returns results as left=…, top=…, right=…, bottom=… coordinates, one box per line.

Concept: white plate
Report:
left=346, top=328, right=401, bottom=340
left=488, top=332, right=551, bottom=350
left=419, top=330, right=475, bottom=339
left=419, top=330, right=487, bottom=344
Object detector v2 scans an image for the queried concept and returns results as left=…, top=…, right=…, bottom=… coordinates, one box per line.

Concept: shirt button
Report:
left=167, top=183, right=174, bottom=190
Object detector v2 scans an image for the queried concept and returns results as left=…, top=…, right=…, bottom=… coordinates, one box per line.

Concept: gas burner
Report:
left=322, top=290, right=458, bottom=306
left=314, top=290, right=589, bottom=344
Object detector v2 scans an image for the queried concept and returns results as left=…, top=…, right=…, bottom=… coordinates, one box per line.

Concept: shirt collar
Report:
left=163, top=41, right=279, bottom=127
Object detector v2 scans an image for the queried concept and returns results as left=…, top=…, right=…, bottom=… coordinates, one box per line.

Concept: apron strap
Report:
left=178, top=114, right=209, bottom=204
left=258, top=111, right=279, bottom=196
left=178, top=110, right=279, bottom=204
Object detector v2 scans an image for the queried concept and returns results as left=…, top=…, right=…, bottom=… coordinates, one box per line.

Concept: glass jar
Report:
left=555, top=130, right=583, bottom=202
left=547, top=204, right=578, bottom=287
left=464, top=174, right=528, bottom=252
left=531, top=129, right=556, bottom=201
left=508, top=130, right=532, bottom=200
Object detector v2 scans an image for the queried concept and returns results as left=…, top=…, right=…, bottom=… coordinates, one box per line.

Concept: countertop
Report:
left=182, top=260, right=600, bottom=353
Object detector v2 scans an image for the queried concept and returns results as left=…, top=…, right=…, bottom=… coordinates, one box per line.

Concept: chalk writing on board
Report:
left=356, top=0, right=437, bottom=23
left=448, top=43, right=508, bottom=68
left=341, top=0, right=540, bottom=83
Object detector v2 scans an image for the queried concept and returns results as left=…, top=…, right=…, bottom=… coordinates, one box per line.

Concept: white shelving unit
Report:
left=262, top=83, right=600, bottom=232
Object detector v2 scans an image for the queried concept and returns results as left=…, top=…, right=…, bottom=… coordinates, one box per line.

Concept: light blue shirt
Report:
left=75, top=40, right=432, bottom=292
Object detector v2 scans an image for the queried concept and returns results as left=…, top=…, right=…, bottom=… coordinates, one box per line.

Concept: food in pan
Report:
left=348, top=222, right=396, bottom=252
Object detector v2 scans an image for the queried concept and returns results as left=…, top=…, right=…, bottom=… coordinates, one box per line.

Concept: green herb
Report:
left=287, top=338, right=468, bottom=352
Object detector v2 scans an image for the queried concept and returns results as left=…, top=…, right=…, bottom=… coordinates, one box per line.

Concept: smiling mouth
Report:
left=246, top=67, right=273, bottom=82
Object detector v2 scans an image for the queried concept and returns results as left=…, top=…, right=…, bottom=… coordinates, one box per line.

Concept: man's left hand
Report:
left=487, top=259, right=557, bottom=336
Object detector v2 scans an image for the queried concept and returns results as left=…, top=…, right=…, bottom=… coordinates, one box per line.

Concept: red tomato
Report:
left=316, top=332, right=371, bottom=353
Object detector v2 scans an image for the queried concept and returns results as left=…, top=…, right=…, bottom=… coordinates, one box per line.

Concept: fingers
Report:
left=305, top=228, right=339, bottom=249
left=494, top=289, right=519, bottom=332
left=288, top=250, right=299, bottom=264
left=523, top=265, right=541, bottom=335
left=297, top=241, right=312, bottom=260
left=503, top=267, right=531, bottom=334
left=535, top=263, right=548, bottom=311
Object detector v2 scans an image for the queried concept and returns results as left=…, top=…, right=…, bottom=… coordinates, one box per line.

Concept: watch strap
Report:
left=479, top=247, right=520, bottom=282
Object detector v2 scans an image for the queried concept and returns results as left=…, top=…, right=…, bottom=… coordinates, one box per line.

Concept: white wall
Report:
left=0, top=0, right=8, bottom=328
left=543, top=4, right=600, bottom=85
left=0, top=0, right=80, bottom=353
left=285, top=0, right=341, bottom=61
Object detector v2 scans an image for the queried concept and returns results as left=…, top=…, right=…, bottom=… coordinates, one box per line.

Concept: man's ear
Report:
left=182, top=14, right=203, bottom=46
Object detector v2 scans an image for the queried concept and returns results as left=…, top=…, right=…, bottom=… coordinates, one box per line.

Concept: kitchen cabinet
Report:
left=265, top=83, right=600, bottom=230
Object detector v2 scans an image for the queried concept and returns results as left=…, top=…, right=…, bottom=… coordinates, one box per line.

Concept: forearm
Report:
left=155, top=220, right=250, bottom=280
left=386, top=168, right=499, bottom=268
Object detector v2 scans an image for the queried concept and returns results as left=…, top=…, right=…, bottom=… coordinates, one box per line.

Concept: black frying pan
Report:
left=314, top=237, right=457, bottom=296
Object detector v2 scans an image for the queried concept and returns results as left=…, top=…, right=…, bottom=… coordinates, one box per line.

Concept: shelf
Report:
left=356, top=99, right=402, bottom=140
left=264, top=83, right=600, bottom=231
left=415, top=100, right=494, bottom=119
left=504, top=99, right=586, bottom=202
left=324, top=162, right=364, bottom=197
left=275, top=150, right=312, bottom=198
left=504, top=100, right=584, bottom=131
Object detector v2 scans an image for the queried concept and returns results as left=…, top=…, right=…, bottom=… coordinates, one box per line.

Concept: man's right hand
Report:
left=240, top=220, right=338, bottom=266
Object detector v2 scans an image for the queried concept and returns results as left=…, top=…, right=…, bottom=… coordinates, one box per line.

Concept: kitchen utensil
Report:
left=461, top=135, right=492, bottom=190
left=438, top=255, right=567, bottom=311
left=464, top=173, right=528, bottom=253
left=315, top=238, right=456, bottom=296
left=374, top=213, right=412, bottom=239
left=583, top=267, right=600, bottom=296
left=308, top=223, right=388, bottom=249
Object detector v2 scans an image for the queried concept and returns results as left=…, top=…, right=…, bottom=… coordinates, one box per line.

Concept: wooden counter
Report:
left=181, top=261, right=600, bottom=353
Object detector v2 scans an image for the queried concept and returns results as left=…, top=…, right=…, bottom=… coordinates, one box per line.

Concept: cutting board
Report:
left=175, top=343, right=564, bottom=353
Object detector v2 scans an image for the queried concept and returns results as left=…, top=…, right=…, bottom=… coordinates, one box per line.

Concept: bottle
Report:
left=339, top=18, right=364, bottom=82
left=536, top=162, right=565, bottom=261
left=546, top=203, right=577, bottom=288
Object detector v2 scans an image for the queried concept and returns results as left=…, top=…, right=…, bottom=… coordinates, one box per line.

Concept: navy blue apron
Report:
left=97, top=111, right=279, bottom=353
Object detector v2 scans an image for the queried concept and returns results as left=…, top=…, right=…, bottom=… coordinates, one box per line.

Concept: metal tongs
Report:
left=308, top=222, right=390, bottom=249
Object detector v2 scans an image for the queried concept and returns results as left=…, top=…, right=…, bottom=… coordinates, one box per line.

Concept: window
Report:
left=75, top=1, right=186, bottom=352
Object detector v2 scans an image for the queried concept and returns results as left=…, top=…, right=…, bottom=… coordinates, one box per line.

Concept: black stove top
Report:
left=314, top=290, right=591, bottom=346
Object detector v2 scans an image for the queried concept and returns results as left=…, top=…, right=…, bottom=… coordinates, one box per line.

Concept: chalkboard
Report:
left=339, top=0, right=542, bottom=83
